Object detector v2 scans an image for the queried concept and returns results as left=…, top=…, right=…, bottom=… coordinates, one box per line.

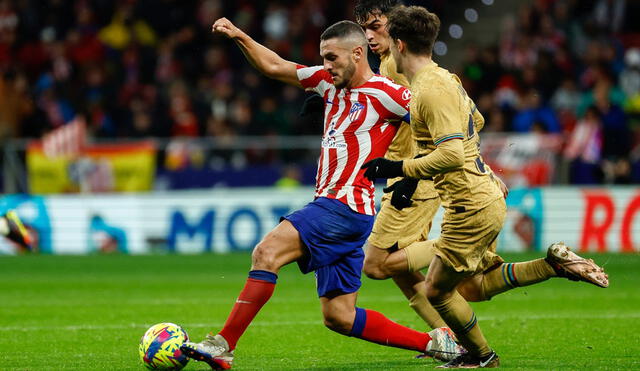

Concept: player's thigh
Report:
left=251, top=220, right=307, bottom=271
left=368, top=197, right=439, bottom=250
left=434, top=198, right=506, bottom=274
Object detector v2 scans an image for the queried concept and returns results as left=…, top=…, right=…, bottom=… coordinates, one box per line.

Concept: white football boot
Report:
left=424, top=327, right=467, bottom=362
left=180, top=333, right=234, bottom=370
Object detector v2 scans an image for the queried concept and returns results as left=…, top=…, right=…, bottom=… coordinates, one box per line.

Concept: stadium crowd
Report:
left=0, top=0, right=638, bottom=185
left=459, top=0, right=640, bottom=184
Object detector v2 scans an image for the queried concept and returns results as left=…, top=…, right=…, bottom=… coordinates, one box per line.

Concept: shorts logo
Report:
left=348, top=102, right=365, bottom=122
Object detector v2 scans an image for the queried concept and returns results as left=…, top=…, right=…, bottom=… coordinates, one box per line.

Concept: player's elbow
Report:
left=262, top=64, right=279, bottom=79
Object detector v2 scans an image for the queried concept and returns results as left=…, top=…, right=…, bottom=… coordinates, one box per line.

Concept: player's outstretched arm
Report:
left=212, top=17, right=301, bottom=88
left=360, top=139, right=464, bottom=181
left=403, top=139, right=464, bottom=179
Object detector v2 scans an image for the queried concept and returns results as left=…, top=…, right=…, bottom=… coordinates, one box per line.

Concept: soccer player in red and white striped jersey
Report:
left=297, top=64, right=411, bottom=214
left=179, top=18, right=463, bottom=370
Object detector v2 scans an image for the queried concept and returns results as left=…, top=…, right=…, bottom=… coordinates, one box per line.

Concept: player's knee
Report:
left=363, top=251, right=393, bottom=280
left=425, top=280, right=448, bottom=304
left=457, top=275, right=487, bottom=302
left=362, top=259, right=390, bottom=280
left=322, top=311, right=352, bottom=335
left=456, top=284, right=484, bottom=302
left=251, top=242, right=278, bottom=271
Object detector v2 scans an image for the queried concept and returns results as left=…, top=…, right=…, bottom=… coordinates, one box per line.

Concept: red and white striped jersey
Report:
left=297, top=65, right=412, bottom=215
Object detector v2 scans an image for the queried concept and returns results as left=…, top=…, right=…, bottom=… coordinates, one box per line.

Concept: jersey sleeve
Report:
left=296, top=65, right=333, bottom=96
left=383, top=83, right=412, bottom=123
left=420, top=86, right=465, bottom=146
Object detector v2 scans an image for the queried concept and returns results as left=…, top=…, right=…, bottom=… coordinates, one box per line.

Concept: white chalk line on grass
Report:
left=2, top=291, right=637, bottom=307
left=1, top=312, right=639, bottom=332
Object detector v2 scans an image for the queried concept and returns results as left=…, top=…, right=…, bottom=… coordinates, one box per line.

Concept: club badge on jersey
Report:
left=348, top=102, right=365, bottom=122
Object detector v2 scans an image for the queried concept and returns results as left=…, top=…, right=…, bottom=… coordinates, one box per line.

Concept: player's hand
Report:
left=383, top=177, right=419, bottom=210
left=212, top=17, right=242, bottom=39
left=300, top=93, right=324, bottom=117
left=494, top=174, right=509, bottom=199
left=361, top=158, right=404, bottom=181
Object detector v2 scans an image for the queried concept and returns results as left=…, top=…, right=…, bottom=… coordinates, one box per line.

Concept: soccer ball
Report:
left=139, top=322, right=190, bottom=370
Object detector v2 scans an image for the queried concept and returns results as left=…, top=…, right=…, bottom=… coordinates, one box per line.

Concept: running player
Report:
left=363, top=5, right=609, bottom=368
left=354, top=0, right=446, bottom=332
left=357, top=0, right=608, bottom=305
left=179, top=18, right=464, bottom=370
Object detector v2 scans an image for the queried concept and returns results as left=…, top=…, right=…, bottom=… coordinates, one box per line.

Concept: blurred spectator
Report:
left=275, top=165, right=302, bottom=189
left=592, top=0, right=626, bottom=34
left=512, top=89, right=561, bottom=133
left=592, top=82, right=630, bottom=158
left=563, top=106, right=603, bottom=184
left=0, top=70, right=35, bottom=138
left=620, top=48, right=640, bottom=99
left=98, top=2, right=156, bottom=51
left=551, top=78, right=581, bottom=114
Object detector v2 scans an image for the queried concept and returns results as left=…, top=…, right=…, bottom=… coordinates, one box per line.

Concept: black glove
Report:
left=383, top=177, right=419, bottom=210
left=361, top=158, right=404, bottom=181
left=299, top=93, right=324, bottom=117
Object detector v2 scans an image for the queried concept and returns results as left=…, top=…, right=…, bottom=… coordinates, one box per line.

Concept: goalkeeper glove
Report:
left=383, top=177, right=419, bottom=210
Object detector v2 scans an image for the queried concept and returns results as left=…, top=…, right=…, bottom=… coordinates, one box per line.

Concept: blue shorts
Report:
left=282, top=197, right=374, bottom=297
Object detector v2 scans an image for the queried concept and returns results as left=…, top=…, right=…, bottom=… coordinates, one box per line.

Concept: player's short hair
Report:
left=386, top=5, right=440, bottom=56
left=320, top=20, right=368, bottom=49
left=354, top=0, right=401, bottom=25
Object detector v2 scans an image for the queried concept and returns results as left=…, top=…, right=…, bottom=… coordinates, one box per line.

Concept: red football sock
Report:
left=218, top=271, right=277, bottom=350
left=352, top=308, right=430, bottom=352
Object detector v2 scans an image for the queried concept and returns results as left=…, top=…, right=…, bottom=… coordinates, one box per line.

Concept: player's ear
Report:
left=353, top=45, right=364, bottom=62
left=396, top=39, right=405, bottom=53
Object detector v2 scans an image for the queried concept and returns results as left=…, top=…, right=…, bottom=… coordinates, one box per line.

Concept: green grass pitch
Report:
left=1, top=252, right=639, bottom=370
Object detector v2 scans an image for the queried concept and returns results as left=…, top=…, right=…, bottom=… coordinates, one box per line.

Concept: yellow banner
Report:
left=27, top=141, right=156, bottom=194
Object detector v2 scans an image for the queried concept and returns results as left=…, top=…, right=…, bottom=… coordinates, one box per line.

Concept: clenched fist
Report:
left=212, top=17, right=242, bottom=39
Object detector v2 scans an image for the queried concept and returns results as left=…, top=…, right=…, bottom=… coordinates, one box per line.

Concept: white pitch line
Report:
left=4, top=292, right=636, bottom=307
left=1, top=312, right=639, bottom=332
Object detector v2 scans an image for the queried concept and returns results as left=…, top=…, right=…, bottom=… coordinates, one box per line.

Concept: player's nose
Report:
left=365, top=30, right=375, bottom=40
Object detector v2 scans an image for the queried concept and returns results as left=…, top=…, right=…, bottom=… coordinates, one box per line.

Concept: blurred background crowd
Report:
left=0, top=0, right=639, bottom=191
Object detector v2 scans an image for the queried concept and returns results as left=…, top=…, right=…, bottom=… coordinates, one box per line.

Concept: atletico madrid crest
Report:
left=348, top=102, right=365, bottom=122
